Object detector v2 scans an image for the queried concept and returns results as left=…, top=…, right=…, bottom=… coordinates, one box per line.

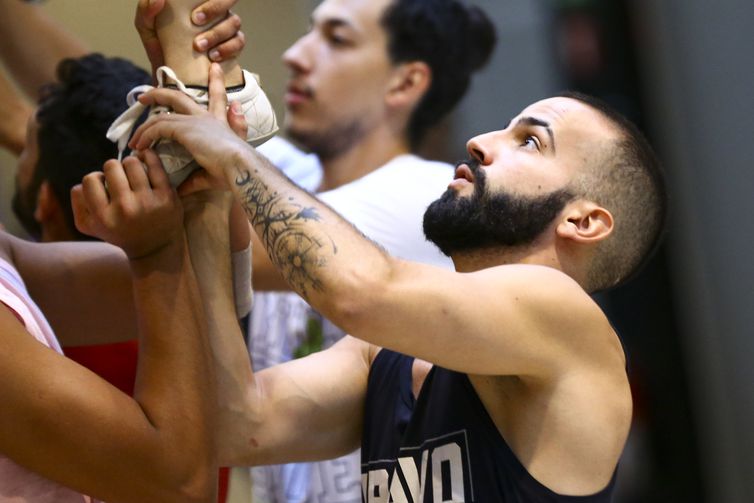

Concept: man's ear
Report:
left=385, top=61, right=431, bottom=109
left=34, top=180, right=61, bottom=224
left=556, top=200, right=614, bottom=244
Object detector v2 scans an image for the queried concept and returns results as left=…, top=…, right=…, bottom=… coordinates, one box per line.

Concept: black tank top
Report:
left=361, top=349, right=616, bottom=502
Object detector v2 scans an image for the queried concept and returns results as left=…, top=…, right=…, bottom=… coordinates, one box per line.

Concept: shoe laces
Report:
left=106, top=66, right=203, bottom=160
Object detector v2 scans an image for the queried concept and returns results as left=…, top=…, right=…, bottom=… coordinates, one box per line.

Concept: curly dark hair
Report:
left=381, top=0, right=497, bottom=148
left=32, top=53, right=150, bottom=240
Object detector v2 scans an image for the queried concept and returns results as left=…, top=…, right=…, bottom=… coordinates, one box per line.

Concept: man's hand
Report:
left=136, top=0, right=243, bottom=75
left=130, top=63, right=248, bottom=185
left=71, top=151, right=183, bottom=260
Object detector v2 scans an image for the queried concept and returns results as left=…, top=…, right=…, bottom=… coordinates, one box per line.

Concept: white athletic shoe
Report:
left=107, top=65, right=278, bottom=186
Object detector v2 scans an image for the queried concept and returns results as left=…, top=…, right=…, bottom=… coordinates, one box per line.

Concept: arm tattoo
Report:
left=234, top=168, right=333, bottom=299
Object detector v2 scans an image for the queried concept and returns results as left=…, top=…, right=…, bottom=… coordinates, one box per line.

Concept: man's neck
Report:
left=317, top=127, right=411, bottom=192
left=451, top=241, right=562, bottom=274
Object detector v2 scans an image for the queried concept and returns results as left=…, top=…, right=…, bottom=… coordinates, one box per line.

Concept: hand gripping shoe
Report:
left=106, top=66, right=278, bottom=186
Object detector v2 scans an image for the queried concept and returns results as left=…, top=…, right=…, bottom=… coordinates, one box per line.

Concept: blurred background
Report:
left=1, top=1, right=752, bottom=501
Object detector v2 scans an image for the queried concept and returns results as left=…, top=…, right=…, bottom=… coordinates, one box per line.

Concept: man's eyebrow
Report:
left=511, top=116, right=557, bottom=153
left=311, top=14, right=355, bottom=32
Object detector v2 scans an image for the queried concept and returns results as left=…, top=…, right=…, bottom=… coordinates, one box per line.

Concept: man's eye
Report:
left=329, top=33, right=349, bottom=46
left=522, top=135, right=540, bottom=150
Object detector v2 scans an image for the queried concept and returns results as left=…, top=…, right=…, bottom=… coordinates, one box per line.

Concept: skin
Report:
left=151, top=0, right=244, bottom=86
left=0, top=151, right=217, bottom=502
left=132, top=68, right=634, bottom=496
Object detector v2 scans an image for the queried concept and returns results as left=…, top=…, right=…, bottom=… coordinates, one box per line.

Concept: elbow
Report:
left=162, top=464, right=218, bottom=503
left=154, top=439, right=218, bottom=503
left=325, top=260, right=394, bottom=335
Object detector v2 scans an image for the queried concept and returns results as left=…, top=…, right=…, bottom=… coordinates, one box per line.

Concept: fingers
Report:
left=102, top=159, right=132, bottom=199
left=227, top=101, right=248, bottom=140
left=135, top=0, right=166, bottom=74
left=208, top=29, right=245, bottom=63
left=192, top=0, right=238, bottom=26
left=135, top=0, right=165, bottom=31
left=208, top=63, right=228, bottom=119
left=130, top=114, right=179, bottom=151
left=122, top=157, right=151, bottom=192
left=71, top=184, right=95, bottom=237
left=138, top=88, right=205, bottom=115
left=142, top=149, right=171, bottom=191
left=194, top=12, right=243, bottom=61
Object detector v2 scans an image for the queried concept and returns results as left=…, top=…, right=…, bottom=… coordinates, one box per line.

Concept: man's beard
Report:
left=286, top=116, right=367, bottom=162
left=423, top=160, right=573, bottom=257
left=11, top=182, right=42, bottom=240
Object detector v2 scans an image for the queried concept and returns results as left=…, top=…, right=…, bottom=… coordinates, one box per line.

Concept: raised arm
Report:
left=0, top=0, right=88, bottom=100
left=0, top=70, right=33, bottom=154
left=182, top=188, right=370, bottom=467
left=0, top=152, right=216, bottom=502
left=132, top=65, right=620, bottom=379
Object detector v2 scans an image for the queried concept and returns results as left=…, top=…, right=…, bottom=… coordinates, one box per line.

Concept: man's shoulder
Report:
left=477, top=264, right=614, bottom=344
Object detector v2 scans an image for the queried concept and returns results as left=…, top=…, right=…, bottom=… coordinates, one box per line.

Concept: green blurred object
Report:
left=293, top=313, right=324, bottom=359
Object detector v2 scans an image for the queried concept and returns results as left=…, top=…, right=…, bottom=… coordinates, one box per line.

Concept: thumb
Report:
left=227, top=100, right=248, bottom=140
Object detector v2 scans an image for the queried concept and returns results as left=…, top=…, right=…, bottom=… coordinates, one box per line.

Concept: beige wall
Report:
left=0, top=0, right=309, bottom=235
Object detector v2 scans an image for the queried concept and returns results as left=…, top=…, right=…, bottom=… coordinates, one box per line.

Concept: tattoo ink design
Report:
left=234, top=168, right=331, bottom=299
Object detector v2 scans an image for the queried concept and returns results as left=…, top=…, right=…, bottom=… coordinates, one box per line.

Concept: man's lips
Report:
left=448, top=163, right=475, bottom=190
left=454, top=163, right=475, bottom=182
left=285, top=83, right=313, bottom=106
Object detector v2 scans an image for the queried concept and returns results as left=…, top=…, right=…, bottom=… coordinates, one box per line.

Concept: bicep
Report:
left=228, top=336, right=372, bottom=466
left=338, top=262, right=600, bottom=378
left=11, top=238, right=138, bottom=346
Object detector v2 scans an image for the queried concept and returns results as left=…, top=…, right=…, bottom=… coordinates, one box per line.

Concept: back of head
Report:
left=34, top=53, right=150, bottom=240
left=381, top=0, right=497, bottom=148
left=562, top=91, right=668, bottom=292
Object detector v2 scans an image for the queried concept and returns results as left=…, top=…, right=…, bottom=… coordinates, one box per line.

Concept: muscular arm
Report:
left=131, top=67, right=620, bottom=379
left=182, top=190, right=370, bottom=467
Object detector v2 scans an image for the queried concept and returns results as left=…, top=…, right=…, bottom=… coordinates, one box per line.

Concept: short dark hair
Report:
left=560, top=91, right=668, bottom=292
left=381, top=0, right=496, bottom=148
left=33, top=53, right=150, bottom=240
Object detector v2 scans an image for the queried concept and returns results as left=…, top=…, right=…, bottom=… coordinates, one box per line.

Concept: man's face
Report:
left=11, top=115, right=42, bottom=240
left=282, top=0, right=396, bottom=159
left=424, top=97, right=616, bottom=256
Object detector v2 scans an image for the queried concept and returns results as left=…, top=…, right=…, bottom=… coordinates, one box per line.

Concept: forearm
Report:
left=227, top=147, right=393, bottom=321
left=155, top=0, right=242, bottom=86
left=182, top=193, right=259, bottom=463
left=0, top=70, right=32, bottom=155
left=0, top=0, right=87, bottom=99
left=128, top=236, right=216, bottom=498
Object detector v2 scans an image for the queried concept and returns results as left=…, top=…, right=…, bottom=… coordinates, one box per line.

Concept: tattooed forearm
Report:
left=234, top=167, right=333, bottom=299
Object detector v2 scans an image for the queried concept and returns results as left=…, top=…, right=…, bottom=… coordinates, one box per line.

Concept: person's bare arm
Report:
left=0, top=152, right=217, bottom=503
left=250, top=228, right=291, bottom=290
left=131, top=66, right=621, bottom=380
left=0, top=0, right=88, bottom=100
left=0, top=70, right=32, bottom=154
left=182, top=189, right=369, bottom=467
